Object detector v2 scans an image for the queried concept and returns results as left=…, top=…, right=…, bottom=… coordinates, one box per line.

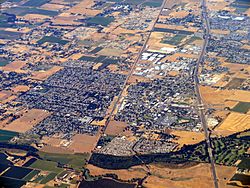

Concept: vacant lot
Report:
left=105, top=121, right=127, bottom=136
left=2, top=109, right=51, bottom=133
left=69, top=133, right=100, bottom=153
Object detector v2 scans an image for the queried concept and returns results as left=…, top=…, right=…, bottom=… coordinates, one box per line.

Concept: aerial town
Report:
left=0, top=0, right=249, bottom=188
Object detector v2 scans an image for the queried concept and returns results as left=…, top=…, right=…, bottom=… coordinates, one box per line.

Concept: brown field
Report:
left=11, top=85, right=30, bottom=93
left=107, top=64, right=119, bottom=72
left=127, top=75, right=150, bottom=84
left=93, top=63, right=103, bottom=70
left=171, top=130, right=205, bottom=149
left=143, top=163, right=236, bottom=188
left=0, top=61, right=27, bottom=73
left=105, top=120, right=128, bottom=136
left=148, top=32, right=175, bottom=50
left=52, top=14, right=81, bottom=26
left=169, top=10, right=190, bottom=18
left=86, top=164, right=147, bottom=181
left=69, top=133, right=100, bottom=153
left=41, top=3, right=66, bottom=11
left=0, top=90, right=12, bottom=102
left=215, top=112, right=250, bottom=134
left=1, top=109, right=51, bottom=133
left=67, top=0, right=101, bottom=16
left=30, top=66, right=63, bottom=80
left=211, top=29, right=230, bottom=35
left=223, top=62, right=249, bottom=72
left=40, top=145, right=73, bottom=154
left=42, top=136, right=62, bottom=147
left=97, top=48, right=123, bottom=57
left=200, top=86, right=250, bottom=106
left=22, top=14, right=51, bottom=21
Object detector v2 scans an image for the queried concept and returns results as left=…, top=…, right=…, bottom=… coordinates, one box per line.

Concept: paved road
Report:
left=194, top=0, right=219, bottom=188
left=102, top=0, right=167, bottom=133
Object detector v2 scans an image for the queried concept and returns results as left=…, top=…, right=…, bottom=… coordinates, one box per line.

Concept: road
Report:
left=102, top=0, right=167, bottom=133
left=194, top=0, right=219, bottom=188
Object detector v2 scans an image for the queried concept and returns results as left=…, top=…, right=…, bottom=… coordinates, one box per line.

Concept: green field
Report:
left=230, top=173, right=250, bottom=186
left=0, top=130, right=19, bottom=142
left=38, top=152, right=89, bottom=170
left=0, top=58, right=10, bottom=67
left=22, top=0, right=49, bottom=7
left=30, top=159, right=63, bottom=173
left=142, top=1, right=163, bottom=7
left=37, top=36, right=69, bottom=45
left=86, top=16, right=115, bottom=26
left=232, top=102, right=250, bottom=114
left=40, top=172, right=57, bottom=184
left=23, top=170, right=40, bottom=181
left=161, top=34, right=187, bottom=45
left=5, top=7, right=58, bottom=16
left=237, top=158, right=250, bottom=169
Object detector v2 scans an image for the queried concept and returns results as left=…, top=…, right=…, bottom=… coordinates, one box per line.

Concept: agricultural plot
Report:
left=86, top=16, right=115, bottom=26
left=0, top=30, right=21, bottom=40
left=38, top=152, right=89, bottom=170
left=40, top=172, right=57, bottom=184
left=161, top=34, right=186, bottom=45
left=0, top=177, right=26, bottom=188
left=232, top=102, right=250, bottom=114
left=22, top=0, right=50, bottom=7
left=0, top=57, right=10, bottom=67
left=229, top=174, right=250, bottom=187
left=237, top=158, right=250, bottom=169
left=5, top=7, right=58, bottom=16
left=37, top=36, right=69, bottom=45
left=1, top=166, right=33, bottom=179
left=154, top=27, right=194, bottom=35
left=30, top=159, right=63, bottom=173
left=23, top=170, right=40, bottom=181
left=142, top=0, right=163, bottom=7
left=225, top=78, right=245, bottom=89
left=0, top=130, right=18, bottom=142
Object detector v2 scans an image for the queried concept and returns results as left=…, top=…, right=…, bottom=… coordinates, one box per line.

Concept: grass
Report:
left=23, top=170, right=40, bottom=181
left=0, top=130, right=19, bottom=142
left=230, top=173, right=250, bottom=186
left=237, top=158, right=250, bottom=169
left=22, top=0, right=49, bottom=7
left=37, top=36, right=69, bottom=45
left=232, top=102, right=250, bottom=114
left=142, top=1, right=163, bottom=7
left=32, top=175, right=45, bottom=183
left=161, top=34, right=186, bottom=45
left=40, top=172, right=57, bottom=184
left=4, top=7, right=58, bottom=16
left=30, top=159, right=63, bottom=173
left=86, top=16, right=115, bottom=26
left=38, top=152, right=89, bottom=170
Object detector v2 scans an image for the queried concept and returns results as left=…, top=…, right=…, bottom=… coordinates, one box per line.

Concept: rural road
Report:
left=194, top=0, right=219, bottom=187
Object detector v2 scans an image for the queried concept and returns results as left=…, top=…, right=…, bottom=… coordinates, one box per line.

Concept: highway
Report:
left=194, top=0, right=219, bottom=187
